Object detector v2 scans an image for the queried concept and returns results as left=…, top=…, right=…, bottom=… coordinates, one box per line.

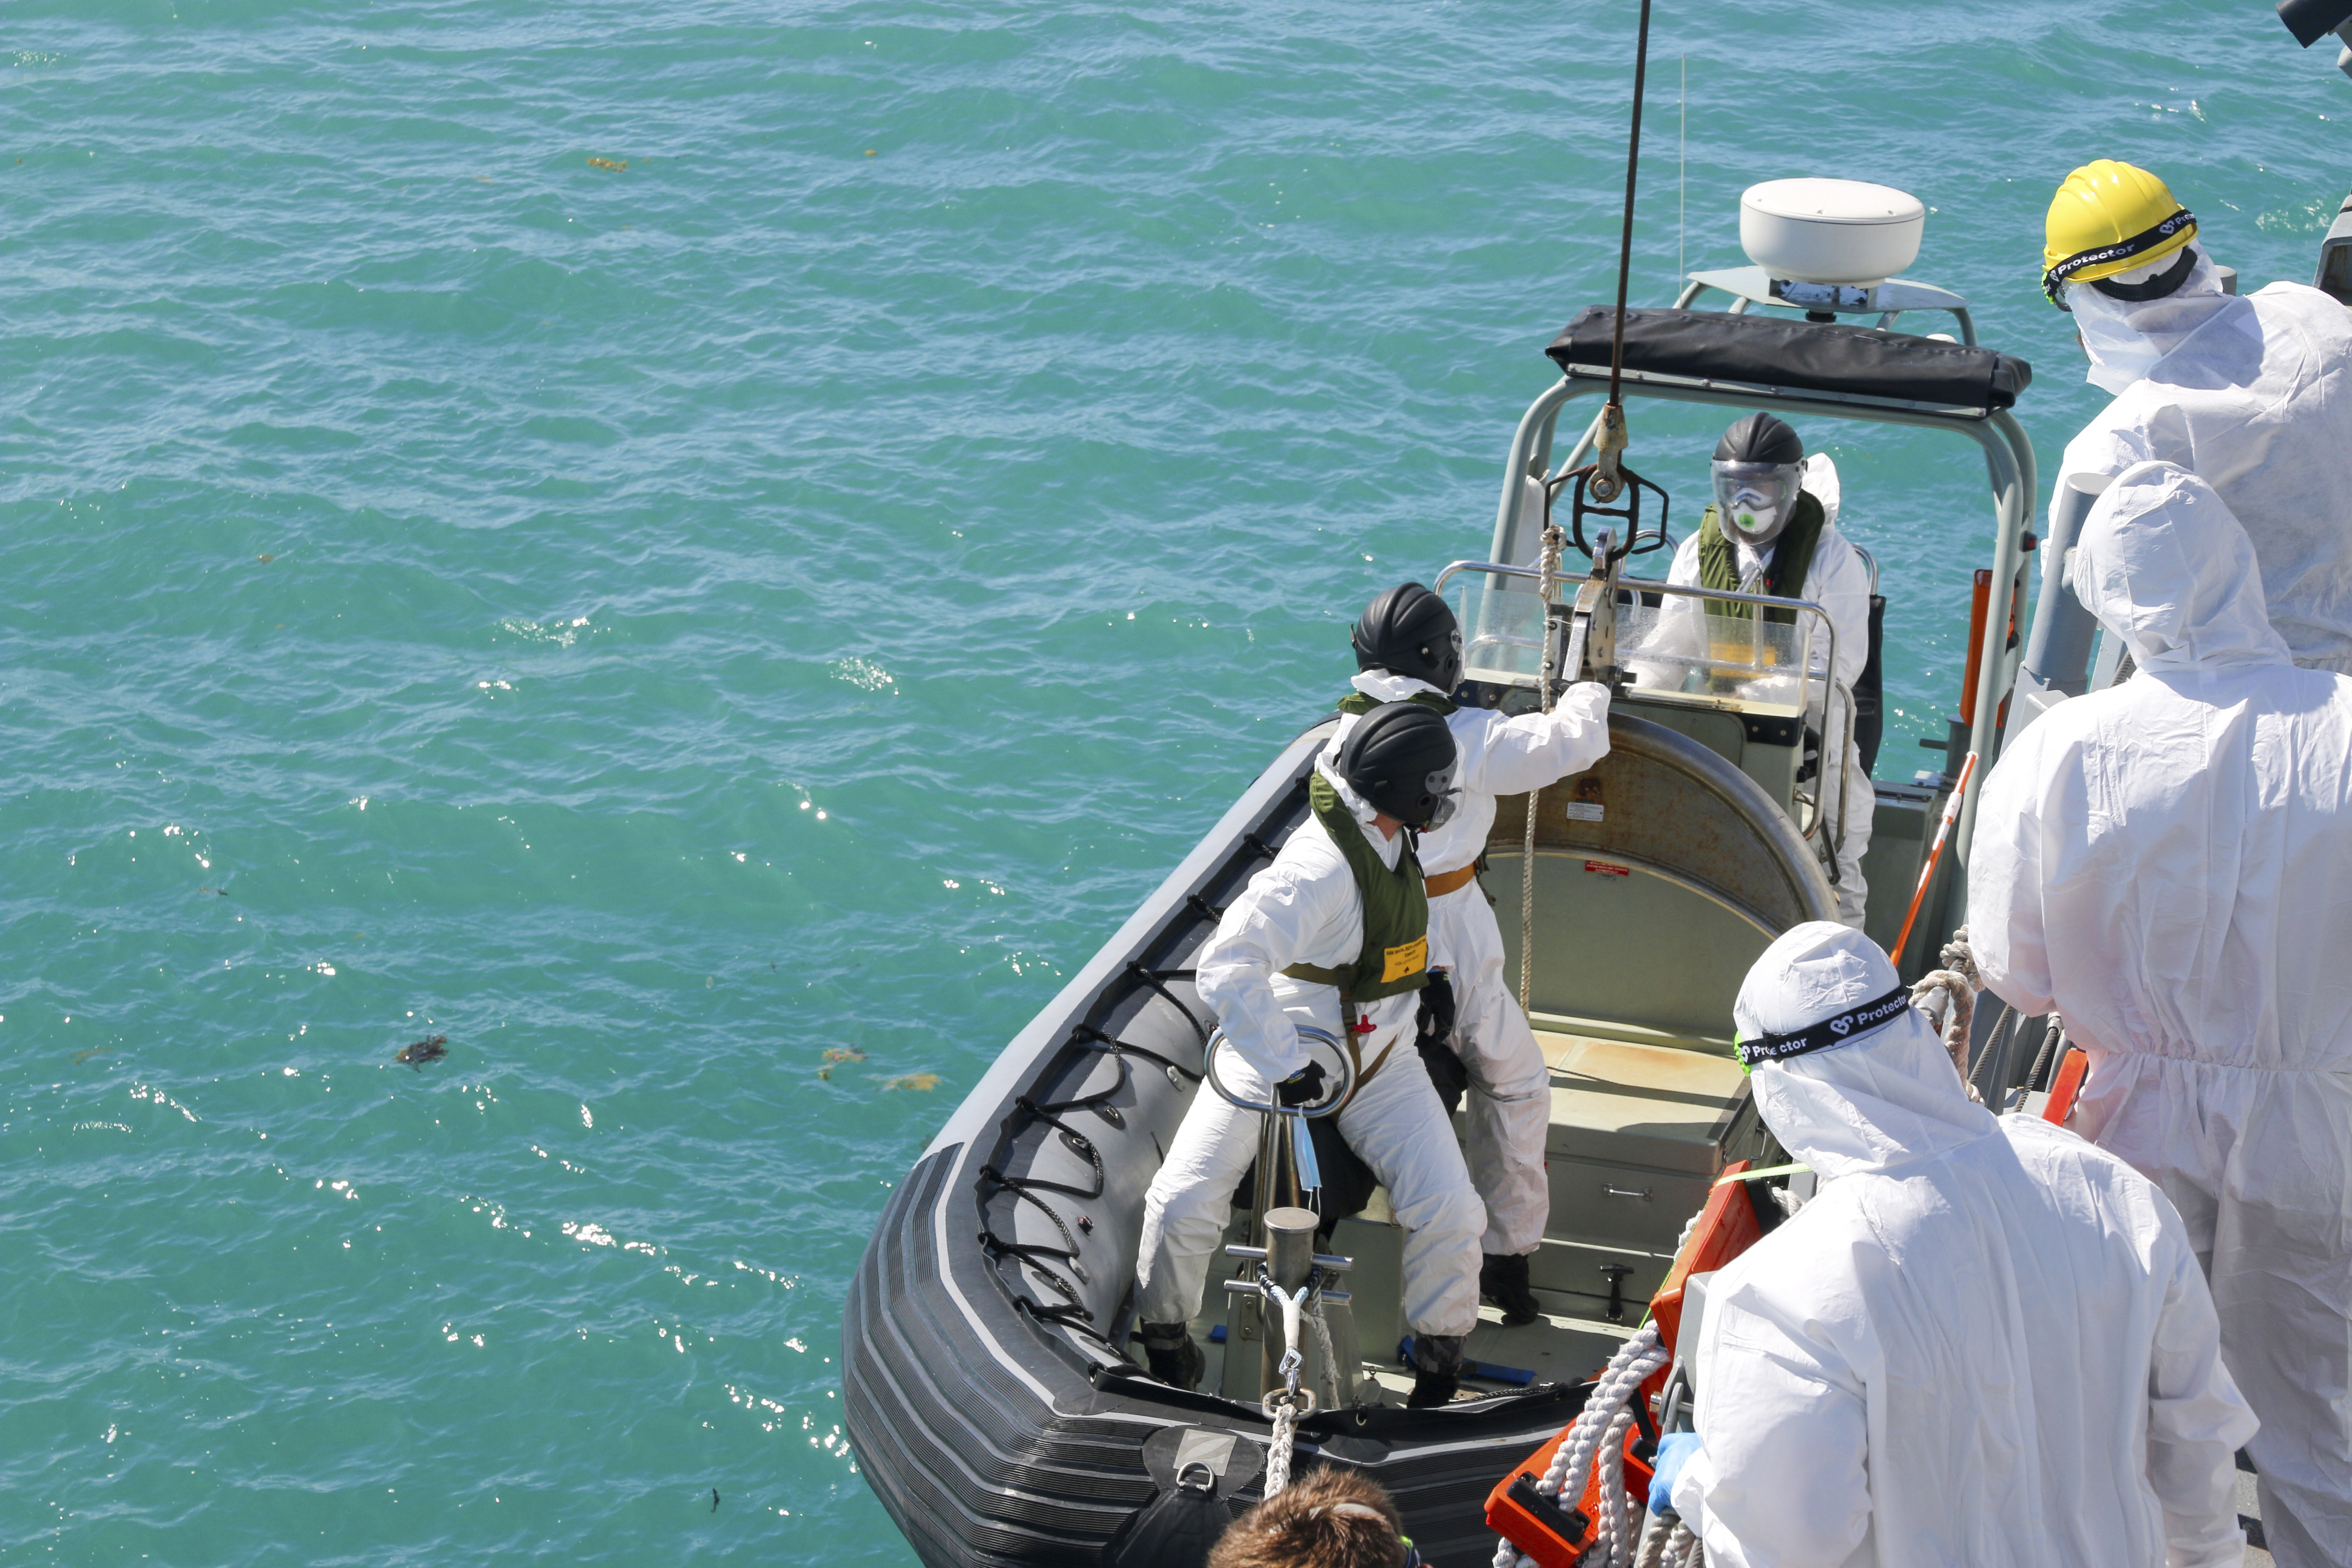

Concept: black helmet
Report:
left=1713, top=412, right=1804, bottom=466
left=1337, top=703, right=1459, bottom=830
left=1351, top=582, right=1463, bottom=693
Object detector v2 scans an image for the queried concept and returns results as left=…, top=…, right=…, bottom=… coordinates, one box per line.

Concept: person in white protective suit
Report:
left=1629, top=413, right=1874, bottom=926
left=2043, top=159, right=2352, bottom=672
left=1666, top=921, right=2255, bottom=1568
left=1134, top=701, right=1486, bottom=1408
left=1339, top=582, right=1611, bottom=1326
left=1966, top=459, right=2352, bottom=1568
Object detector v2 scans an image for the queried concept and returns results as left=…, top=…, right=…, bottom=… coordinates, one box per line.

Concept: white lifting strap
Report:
left=1259, top=1276, right=1316, bottom=1499
left=1520, top=521, right=1568, bottom=1011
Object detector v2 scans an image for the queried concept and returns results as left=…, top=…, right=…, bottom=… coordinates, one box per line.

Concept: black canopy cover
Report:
left=1546, top=307, right=2033, bottom=412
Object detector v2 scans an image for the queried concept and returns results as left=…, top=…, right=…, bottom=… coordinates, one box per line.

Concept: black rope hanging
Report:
left=1592, top=0, right=1657, bottom=505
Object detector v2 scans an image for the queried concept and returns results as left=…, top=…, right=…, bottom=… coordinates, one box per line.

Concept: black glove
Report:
left=1415, top=971, right=1458, bottom=1051
left=1276, top=1060, right=1328, bottom=1109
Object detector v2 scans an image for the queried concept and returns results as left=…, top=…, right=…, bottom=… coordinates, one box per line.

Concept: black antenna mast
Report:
left=1592, top=0, right=1656, bottom=502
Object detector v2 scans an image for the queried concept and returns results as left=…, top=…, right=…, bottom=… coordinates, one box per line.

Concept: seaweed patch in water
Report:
left=395, top=1035, right=449, bottom=1070
left=882, top=1072, right=940, bottom=1092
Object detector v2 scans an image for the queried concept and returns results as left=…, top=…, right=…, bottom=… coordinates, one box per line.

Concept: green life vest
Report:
left=1333, top=689, right=1457, bottom=719
left=1698, top=490, right=1827, bottom=625
left=1279, top=772, right=1432, bottom=1006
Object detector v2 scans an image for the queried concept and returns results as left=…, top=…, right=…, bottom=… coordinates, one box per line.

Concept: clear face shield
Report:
left=1712, top=460, right=1802, bottom=546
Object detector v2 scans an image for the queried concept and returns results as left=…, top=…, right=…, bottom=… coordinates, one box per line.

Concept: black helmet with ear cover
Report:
left=1351, top=582, right=1464, bottom=693
left=1714, top=412, right=1804, bottom=466
left=1337, top=703, right=1458, bottom=830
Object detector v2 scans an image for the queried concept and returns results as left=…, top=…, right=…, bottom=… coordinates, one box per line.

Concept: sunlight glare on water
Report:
left=1, top=1, right=2343, bottom=1560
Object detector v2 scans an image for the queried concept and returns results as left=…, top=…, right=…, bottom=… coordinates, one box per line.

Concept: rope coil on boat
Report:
left=1493, top=1322, right=1671, bottom=1568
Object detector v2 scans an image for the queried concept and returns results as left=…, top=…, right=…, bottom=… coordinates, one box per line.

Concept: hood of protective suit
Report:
left=1733, top=922, right=1997, bottom=1180
left=2071, top=459, right=2291, bottom=675
left=2070, top=245, right=2241, bottom=394
left=1350, top=669, right=1443, bottom=704
left=1798, top=451, right=1840, bottom=530
left=1317, top=704, right=1394, bottom=827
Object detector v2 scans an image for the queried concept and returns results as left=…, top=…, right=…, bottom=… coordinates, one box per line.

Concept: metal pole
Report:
left=1260, top=1207, right=1318, bottom=1393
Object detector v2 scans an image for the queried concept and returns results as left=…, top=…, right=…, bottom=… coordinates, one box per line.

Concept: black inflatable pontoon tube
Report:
left=2280, top=0, right=2352, bottom=48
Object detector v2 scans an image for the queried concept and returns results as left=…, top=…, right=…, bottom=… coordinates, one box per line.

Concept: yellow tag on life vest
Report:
left=1381, top=935, right=1428, bottom=985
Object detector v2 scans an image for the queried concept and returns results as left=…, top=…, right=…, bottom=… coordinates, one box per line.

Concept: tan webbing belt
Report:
left=1342, top=1011, right=1403, bottom=1101
left=1422, top=863, right=1479, bottom=898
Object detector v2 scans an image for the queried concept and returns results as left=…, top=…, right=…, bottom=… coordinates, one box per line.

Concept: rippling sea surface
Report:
left=2, top=2, right=2343, bottom=1560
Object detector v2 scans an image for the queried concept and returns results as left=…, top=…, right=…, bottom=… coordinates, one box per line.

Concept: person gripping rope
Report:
left=1668, top=922, right=2254, bottom=1568
left=1633, top=414, right=1874, bottom=927
left=1341, top=582, right=1611, bottom=1325
left=1134, top=701, right=1486, bottom=1408
left=2043, top=158, right=2352, bottom=673
left=1967, top=460, right=2352, bottom=1568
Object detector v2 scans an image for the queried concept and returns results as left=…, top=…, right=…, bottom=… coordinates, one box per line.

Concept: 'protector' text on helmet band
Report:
left=2043, top=207, right=2196, bottom=307
left=1734, top=983, right=1912, bottom=1067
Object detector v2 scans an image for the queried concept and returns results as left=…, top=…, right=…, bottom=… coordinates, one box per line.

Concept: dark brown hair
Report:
left=1207, top=1467, right=1410, bottom=1568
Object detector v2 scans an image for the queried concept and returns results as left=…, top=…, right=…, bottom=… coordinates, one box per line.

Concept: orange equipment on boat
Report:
left=1484, top=1158, right=1775, bottom=1565
left=2042, top=1046, right=2088, bottom=1127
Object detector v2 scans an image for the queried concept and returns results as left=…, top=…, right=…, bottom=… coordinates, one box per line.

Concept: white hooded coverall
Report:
left=2061, top=245, right=2352, bottom=673
left=1135, top=759, right=1485, bottom=1338
left=1968, top=460, right=2352, bottom=1568
left=1641, top=453, right=1874, bottom=927
left=1672, top=922, right=2254, bottom=1568
left=1333, top=672, right=1612, bottom=1257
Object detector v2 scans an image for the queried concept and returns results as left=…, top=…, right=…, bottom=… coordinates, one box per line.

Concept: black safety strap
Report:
left=2043, top=206, right=2195, bottom=306
left=1734, top=984, right=1911, bottom=1068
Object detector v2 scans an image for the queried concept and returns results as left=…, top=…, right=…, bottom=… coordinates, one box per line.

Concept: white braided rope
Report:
left=1491, top=1323, right=1669, bottom=1568
left=1307, top=1295, right=1341, bottom=1409
left=1910, top=925, right=1981, bottom=1092
left=1594, top=1405, right=1638, bottom=1567
left=1519, top=521, right=1567, bottom=1011
left=1633, top=1512, right=1676, bottom=1568
left=1264, top=1395, right=1299, bottom=1498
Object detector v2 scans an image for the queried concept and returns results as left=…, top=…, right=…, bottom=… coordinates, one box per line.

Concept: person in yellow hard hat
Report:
left=2043, top=158, right=2352, bottom=675
left=2032, top=159, right=2352, bottom=1568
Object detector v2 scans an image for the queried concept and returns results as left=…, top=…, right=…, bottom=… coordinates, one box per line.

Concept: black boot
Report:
left=1480, top=1252, right=1543, bottom=1328
left=1406, top=1333, right=1464, bottom=1408
left=1137, top=1322, right=1204, bottom=1390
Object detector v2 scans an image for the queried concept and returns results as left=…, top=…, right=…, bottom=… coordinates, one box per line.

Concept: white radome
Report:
left=1741, top=178, right=1926, bottom=288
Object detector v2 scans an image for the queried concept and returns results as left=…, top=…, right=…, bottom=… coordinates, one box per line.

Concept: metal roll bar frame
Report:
left=1433, top=558, right=1852, bottom=866
left=1485, top=348, right=2037, bottom=879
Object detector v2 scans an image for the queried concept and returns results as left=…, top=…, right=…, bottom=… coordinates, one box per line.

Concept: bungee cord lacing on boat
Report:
left=976, top=1075, right=1123, bottom=1342
left=1068, top=1023, right=1202, bottom=1087
left=1124, top=962, right=1210, bottom=1049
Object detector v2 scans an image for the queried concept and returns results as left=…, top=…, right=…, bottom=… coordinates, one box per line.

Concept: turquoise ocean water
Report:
left=3, top=3, right=2344, bottom=1561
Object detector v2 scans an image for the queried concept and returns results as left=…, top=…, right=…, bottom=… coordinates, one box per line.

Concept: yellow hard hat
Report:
left=2041, top=160, right=2196, bottom=308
